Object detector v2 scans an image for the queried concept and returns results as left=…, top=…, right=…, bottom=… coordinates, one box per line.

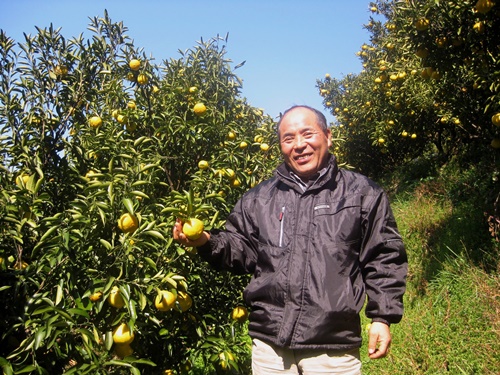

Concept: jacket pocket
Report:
left=244, top=243, right=289, bottom=307
left=313, top=201, right=362, bottom=245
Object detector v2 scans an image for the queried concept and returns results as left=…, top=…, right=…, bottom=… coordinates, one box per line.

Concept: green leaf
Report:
left=123, top=198, right=134, bottom=215
left=12, top=365, right=37, bottom=374
left=142, top=230, right=165, bottom=241
left=55, top=283, right=63, bottom=305
left=99, top=238, right=113, bottom=250
left=105, top=330, right=113, bottom=351
left=36, top=225, right=59, bottom=246
left=143, top=257, right=157, bottom=271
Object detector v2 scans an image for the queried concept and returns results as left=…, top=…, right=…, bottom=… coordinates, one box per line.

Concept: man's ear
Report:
left=326, top=130, right=333, bottom=148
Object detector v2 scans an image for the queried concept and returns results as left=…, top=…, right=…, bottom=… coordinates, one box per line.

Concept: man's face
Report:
left=279, top=107, right=332, bottom=180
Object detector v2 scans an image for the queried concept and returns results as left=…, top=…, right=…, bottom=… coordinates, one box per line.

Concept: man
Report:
left=173, top=105, right=407, bottom=374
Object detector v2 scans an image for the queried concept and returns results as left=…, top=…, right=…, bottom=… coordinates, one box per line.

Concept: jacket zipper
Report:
left=279, top=206, right=286, bottom=247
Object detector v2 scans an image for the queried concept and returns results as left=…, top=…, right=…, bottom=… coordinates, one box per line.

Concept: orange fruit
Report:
left=16, top=174, right=30, bottom=186
left=155, top=290, right=177, bottom=311
left=491, top=138, right=500, bottom=149
left=114, top=343, right=133, bottom=358
left=193, top=102, right=207, bottom=116
left=118, top=213, right=139, bottom=233
left=491, top=113, right=500, bottom=126
left=176, top=291, right=193, bottom=312
left=129, top=59, right=141, bottom=71
left=108, top=286, right=125, bottom=308
left=183, top=218, right=204, bottom=240
left=88, top=116, right=102, bottom=128
left=198, top=160, right=209, bottom=170
left=231, top=306, right=249, bottom=322
left=117, top=114, right=128, bottom=124
left=137, top=73, right=148, bottom=85
left=112, top=323, right=135, bottom=345
left=89, top=291, right=103, bottom=302
left=414, top=18, right=430, bottom=31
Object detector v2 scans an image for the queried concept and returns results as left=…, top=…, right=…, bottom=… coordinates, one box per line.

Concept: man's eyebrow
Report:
left=281, top=126, right=318, bottom=137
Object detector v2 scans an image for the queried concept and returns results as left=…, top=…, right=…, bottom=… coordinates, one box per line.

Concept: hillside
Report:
left=361, top=155, right=500, bottom=374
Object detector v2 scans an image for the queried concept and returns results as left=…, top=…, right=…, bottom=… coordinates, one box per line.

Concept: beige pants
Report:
left=252, top=338, right=361, bottom=375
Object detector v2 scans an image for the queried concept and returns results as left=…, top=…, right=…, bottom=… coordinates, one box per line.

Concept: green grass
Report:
left=360, top=157, right=500, bottom=374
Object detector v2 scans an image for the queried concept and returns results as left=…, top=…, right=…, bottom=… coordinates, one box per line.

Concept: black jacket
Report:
left=198, top=155, right=407, bottom=350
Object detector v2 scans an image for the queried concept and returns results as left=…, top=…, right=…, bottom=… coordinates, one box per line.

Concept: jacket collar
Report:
left=275, top=154, right=339, bottom=192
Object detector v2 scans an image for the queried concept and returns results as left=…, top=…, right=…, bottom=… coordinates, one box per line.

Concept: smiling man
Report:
left=173, top=105, right=407, bottom=374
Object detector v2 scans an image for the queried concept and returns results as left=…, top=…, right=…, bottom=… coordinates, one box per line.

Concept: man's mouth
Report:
left=294, top=154, right=312, bottom=164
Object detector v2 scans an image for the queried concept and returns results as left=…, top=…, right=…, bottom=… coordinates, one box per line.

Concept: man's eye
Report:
left=282, top=137, right=293, bottom=143
left=304, top=132, right=314, bottom=138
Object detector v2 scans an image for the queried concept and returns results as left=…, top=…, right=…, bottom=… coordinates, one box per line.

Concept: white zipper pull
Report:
left=279, top=206, right=285, bottom=247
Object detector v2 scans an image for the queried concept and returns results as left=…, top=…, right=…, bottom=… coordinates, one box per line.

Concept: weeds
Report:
left=361, top=157, right=500, bottom=374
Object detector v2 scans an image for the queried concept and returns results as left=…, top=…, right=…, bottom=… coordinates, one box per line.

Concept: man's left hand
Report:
left=367, top=321, right=392, bottom=359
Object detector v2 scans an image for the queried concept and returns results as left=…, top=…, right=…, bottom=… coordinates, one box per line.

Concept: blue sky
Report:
left=0, top=0, right=373, bottom=123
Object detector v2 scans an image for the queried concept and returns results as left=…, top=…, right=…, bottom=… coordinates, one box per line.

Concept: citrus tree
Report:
left=318, top=0, right=500, bottom=178
left=0, top=11, right=280, bottom=374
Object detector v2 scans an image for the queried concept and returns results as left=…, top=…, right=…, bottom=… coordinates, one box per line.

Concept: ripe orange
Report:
left=193, top=102, right=207, bottom=116
left=260, top=143, right=270, bottom=151
left=189, top=86, right=198, bottom=93
left=155, top=290, right=177, bottom=311
left=225, top=168, right=236, bottom=180
left=183, top=218, right=204, bottom=240
left=491, top=138, right=500, bottom=149
left=239, top=141, right=248, bottom=149
left=14, top=261, right=29, bottom=270
left=117, top=114, right=128, bottom=124
left=89, top=291, right=103, bottom=302
left=176, top=291, right=193, bottom=312
left=114, top=343, right=133, bottom=358
left=108, top=286, right=125, bottom=308
left=198, top=160, right=209, bottom=170
left=473, top=21, right=485, bottom=33
left=491, top=113, right=500, bottom=126
left=16, top=174, right=30, bottom=186
left=54, top=65, right=68, bottom=76
left=88, top=116, right=102, bottom=128
left=415, top=48, right=429, bottom=58
left=112, top=323, right=135, bottom=344
left=476, top=0, right=495, bottom=13
left=137, top=73, right=148, bottom=85
left=228, top=131, right=236, bottom=140
left=231, top=306, right=249, bottom=322
left=414, top=18, right=430, bottom=31
left=127, top=100, right=136, bottom=109
left=129, top=59, right=141, bottom=71
left=118, top=213, right=139, bottom=233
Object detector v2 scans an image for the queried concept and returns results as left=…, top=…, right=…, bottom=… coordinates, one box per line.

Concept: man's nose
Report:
left=293, top=135, right=306, bottom=148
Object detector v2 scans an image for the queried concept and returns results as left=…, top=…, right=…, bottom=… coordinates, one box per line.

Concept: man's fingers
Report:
left=367, top=331, right=378, bottom=356
left=367, top=322, right=391, bottom=359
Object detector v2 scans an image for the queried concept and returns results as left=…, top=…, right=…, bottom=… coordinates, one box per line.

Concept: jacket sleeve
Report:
left=359, top=189, right=408, bottom=325
left=196, top=194, right=259, bottom=275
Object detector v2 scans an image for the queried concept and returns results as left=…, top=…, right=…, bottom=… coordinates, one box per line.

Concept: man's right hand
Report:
left=173, top=218, right=210, bottom=248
